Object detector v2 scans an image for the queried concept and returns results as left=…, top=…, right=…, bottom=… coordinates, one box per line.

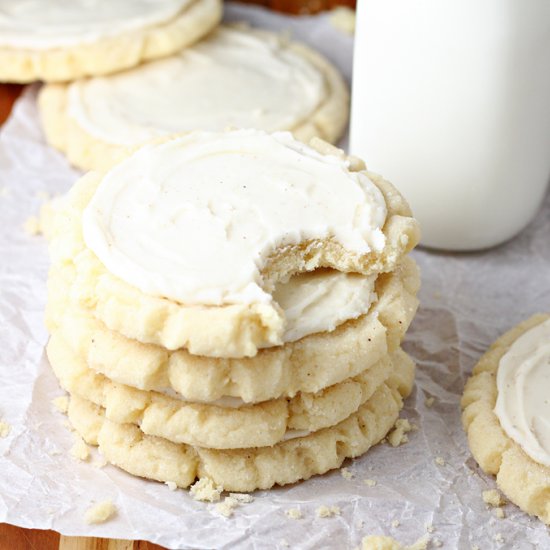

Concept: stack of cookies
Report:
left=45, top=129, right=420, bottom=491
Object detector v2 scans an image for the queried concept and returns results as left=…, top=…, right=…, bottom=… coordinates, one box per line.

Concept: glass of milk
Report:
left=350, top=0, right=550, bottom=251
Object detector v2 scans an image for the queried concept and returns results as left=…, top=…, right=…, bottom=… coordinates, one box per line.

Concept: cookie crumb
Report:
left=471, top=546, right=480, bottom=550
left=23, top=216, right=41, bottom=236
left=229, top=493, right=253, bottom=504
left=356, top=520, right=365, bottom=529
left=165, top=481, right=177, bottom=491
left=316, top=505, right=340, bottom=518
left=329, top=7, right=356, bottom=35
left=388, top=419, right=412, bottom=447
left=285, top=508, right=302, bottom=520
left=52, top=396, right=69, bottom=414
left=432, top=539, right=443, bottom=548
left=425, top=396, right=435, bottom=408
left=409, top=534, right=430, bottom=550
left=435, top=456, right=446, bottom=466
left=341, top=467, right=354, bottom=480
left=425, top=524, right=435, bottom=533
left=84, top=500, right=115, bottom=524
left=363, top=478, right=377, bottom=487
left=362, top=535, right=402, bottom=550
left=190, top=477, right=222, bottom=502
left=494, top=508, right=505, bottom=519
left=215, top=496, right=238, bottom=518
left=391, top=519, right=400, bottom=528
left=70, top=436, right=90, bottom=461
left=482, top=489, right=505, bottom=508
left=280, top=539, right=290, bottom=548
left=0, top=420, right=11, bottom=438
left=493, top=533, right=504, bottom=544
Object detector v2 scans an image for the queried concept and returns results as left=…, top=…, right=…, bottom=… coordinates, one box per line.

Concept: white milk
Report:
left=350, top=0, right=550, bottom=250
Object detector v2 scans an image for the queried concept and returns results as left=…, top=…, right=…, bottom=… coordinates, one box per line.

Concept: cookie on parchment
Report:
left=461, top=314, right=550, bottom=525
left=0, top=0, right=222, bottom=83
left=39, top=25, right=349, bottom=170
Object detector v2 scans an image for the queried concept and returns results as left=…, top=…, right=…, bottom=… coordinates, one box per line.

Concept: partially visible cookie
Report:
left=67, top=372, right=410, bottom=492
left=461, top=314, right=550, bottom=525
left=39, top=25, right=349, bottom=170
left=0, top=0, right=222, bottom=83
left=47, top=131, right=420, bottom=358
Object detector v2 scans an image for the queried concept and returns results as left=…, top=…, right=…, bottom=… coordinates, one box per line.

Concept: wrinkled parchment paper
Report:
left=1, top=4, right=549, bottom=549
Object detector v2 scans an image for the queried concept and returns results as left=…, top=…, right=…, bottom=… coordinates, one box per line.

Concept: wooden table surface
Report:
left=0, top=1, right=356, bottom=547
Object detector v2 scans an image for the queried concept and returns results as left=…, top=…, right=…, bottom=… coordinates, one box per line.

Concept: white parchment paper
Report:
left=0, top=4, right=549, bottom=549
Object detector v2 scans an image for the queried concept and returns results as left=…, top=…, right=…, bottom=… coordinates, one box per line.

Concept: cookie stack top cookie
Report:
left=50, top=130, right=420, bottom=358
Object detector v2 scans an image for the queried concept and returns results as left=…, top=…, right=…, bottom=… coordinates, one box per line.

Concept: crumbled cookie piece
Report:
left=388, top=419, right=412, bottom=447
left=285, top=508, right=302, bottom=520
left=84, top=500, right=116, bottom=524
left=362, top=535, right=430, bottom=550
left=316, top=505, right=340, bottom=518
left=0, top=420, right=11, bottom=438
left=52, top=396, right=69, bottom=414
left=70, top=436, right=90, bottom=461
left=432, top=539, right=443, bottom=548
left=434, top=456, right=446, bottom=466
left=494, top=508, right=505, bottom=519
left=391, top=520, right=400, bottom=528
left=280, top=539, right=290, bottom=548
left=425, top=396, right=435, bottom=408
left=341, top=467, right=354, bottom=480
left=425, top=524, right=435, bottom=533
left=23, top=216, right=41, bottom=236
left=216, top=496, right=238, bottom=518
left=493, top=533, right=505, bottom=544
left=215, top=493, right=253, bottom=518
left=482, top=489, right=505, bottom=508
left=363, top=478, right=377, bottom=487
left=165, top=481, right=177, bottom=491
left=190, top=477, right=222, bottom=502
left=229, top=493, right=253, bottom=504
left=408, top=534, right=430, bottom=550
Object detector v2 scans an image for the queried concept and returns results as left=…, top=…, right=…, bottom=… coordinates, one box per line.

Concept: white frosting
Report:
left=67, top=26, right=326, bottom=145
left=0, top=0, right=190, bottom=49
left=273, top=270, right=376, bottom=343
left=83, top=130, right=387, bottom=307
left=494, top=318, right=550, bottom=467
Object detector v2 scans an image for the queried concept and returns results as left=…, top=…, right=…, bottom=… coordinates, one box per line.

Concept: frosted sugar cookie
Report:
left=47, top=131, right=420, bottom=358
left=461, top=314, right=550, bottom=525
left=66, top=370, right=411, bottom=491
left=0, top=0, right=222, bottom=83
left=39, top=25, right=349, bottom=170
left=48, top=324, right=414, bottom=448
left=46, top=258, right=419, bottom=403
